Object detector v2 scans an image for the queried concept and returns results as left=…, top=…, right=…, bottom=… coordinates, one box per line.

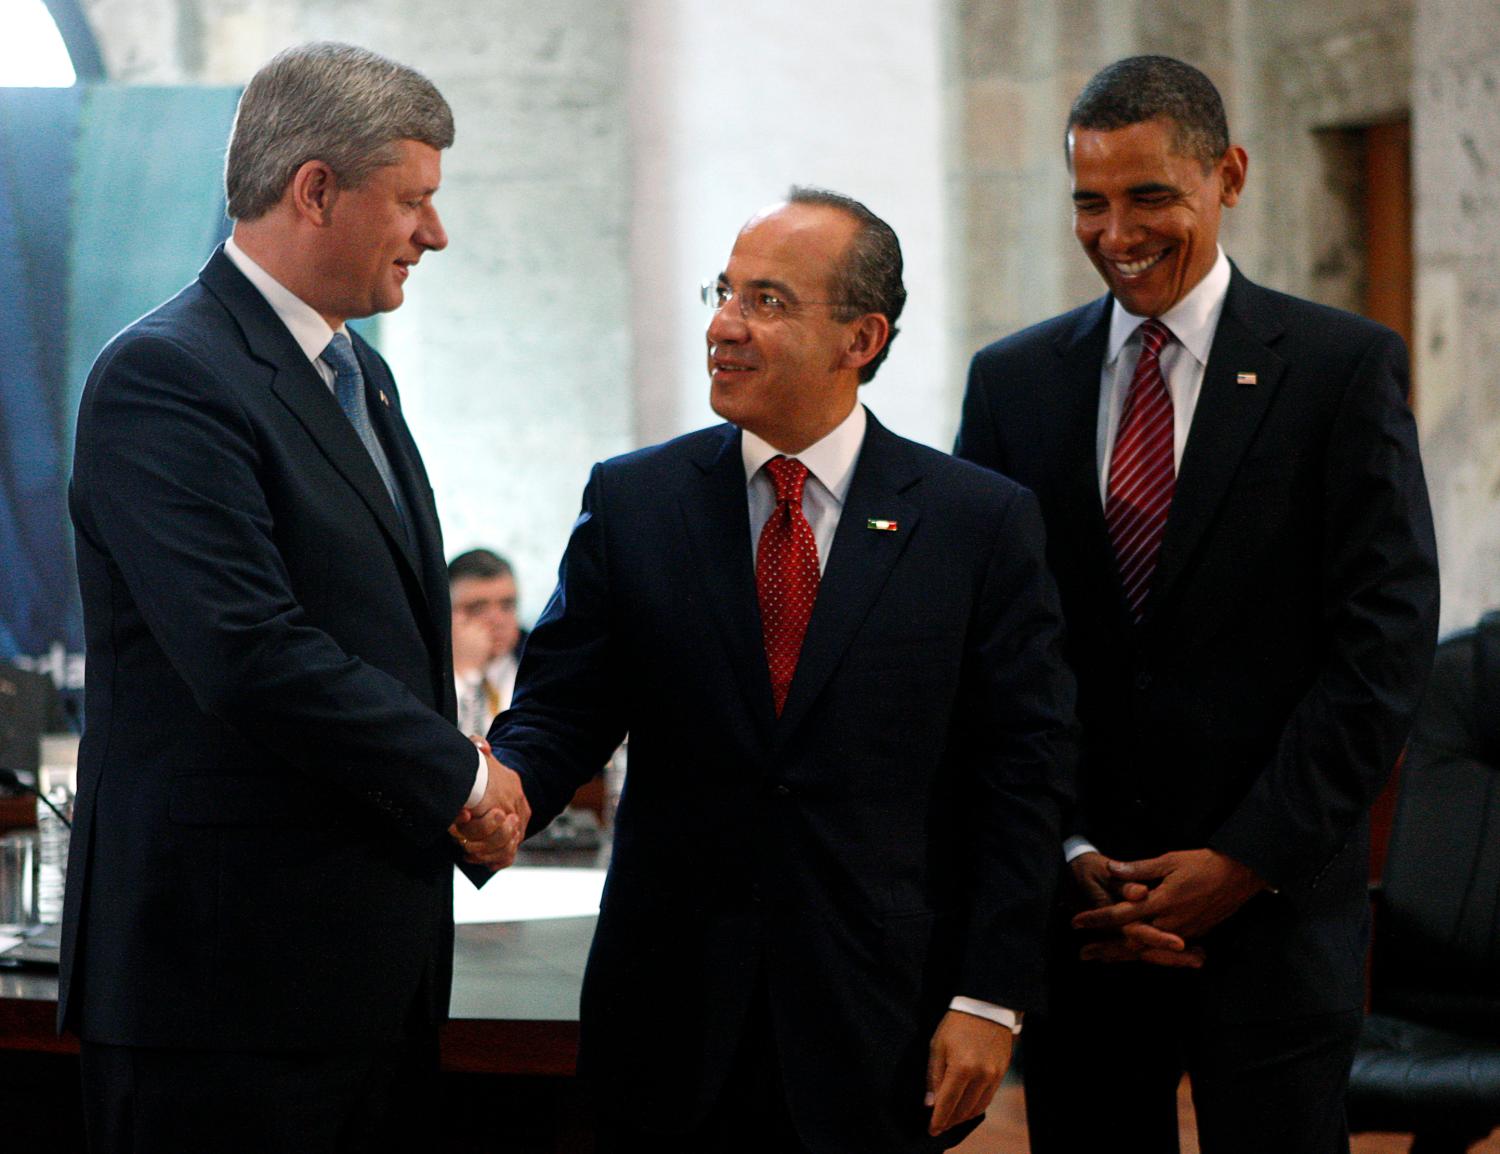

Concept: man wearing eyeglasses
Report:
left=475, top=187, right=1077, bottom=1152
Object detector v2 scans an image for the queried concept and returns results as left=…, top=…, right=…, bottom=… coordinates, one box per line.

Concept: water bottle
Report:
left=36, top=785, right=72, bottom=925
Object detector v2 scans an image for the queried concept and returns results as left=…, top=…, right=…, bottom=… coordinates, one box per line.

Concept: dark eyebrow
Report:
left=1072, top=180, right=1182, bottom=204
left=718, top=274, right=801, bottom=302
left=743, top=277, right=799, bottom=301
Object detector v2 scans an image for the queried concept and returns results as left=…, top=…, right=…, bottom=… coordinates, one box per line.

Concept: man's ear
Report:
left=289, top=159, right=339, bottom=226
left=841, top=313, right=891, bottom=375
left=1217, top=145, right=1248, bottom=208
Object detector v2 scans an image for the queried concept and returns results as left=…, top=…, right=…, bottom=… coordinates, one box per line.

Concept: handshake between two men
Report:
left=449, top=738, right=531, bottom=871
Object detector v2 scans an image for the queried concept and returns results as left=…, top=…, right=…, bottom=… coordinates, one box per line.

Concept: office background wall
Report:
left=12, top=0, right=1496, bottom=648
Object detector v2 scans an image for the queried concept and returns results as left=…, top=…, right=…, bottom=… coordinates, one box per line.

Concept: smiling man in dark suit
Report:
left=955, top=55, right=1440, bottom=1154
left=480, top=187, right=1076, bottom=1153
left=66, top=42, right=526, bottom=1153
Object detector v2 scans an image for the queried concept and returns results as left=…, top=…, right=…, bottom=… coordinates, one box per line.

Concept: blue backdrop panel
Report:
left=0, top=85, right=237, bottom=711
left=0, top=88, right=81, bottom=660
left=66, top=86, right=240, bottom=436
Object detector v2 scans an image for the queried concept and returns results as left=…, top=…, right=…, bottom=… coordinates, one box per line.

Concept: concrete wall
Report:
left=1413, top=0, right=1500, bottom=633
left=628, top=0, right=954, bottom=450
left=950, top=0, right=1500, bottom=631
left=72, top=0, right=1500, bottom=629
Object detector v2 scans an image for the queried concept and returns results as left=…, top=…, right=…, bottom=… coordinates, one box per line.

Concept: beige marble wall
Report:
left=72, top=0, right=1500, bottom=628
left=951, top=0, right=1500, bottom=631
left=1413, top=0, right=1500, bottom=632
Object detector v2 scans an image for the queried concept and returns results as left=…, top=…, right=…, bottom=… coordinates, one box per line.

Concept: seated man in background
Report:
left=449, top=547, right=526, bottom=737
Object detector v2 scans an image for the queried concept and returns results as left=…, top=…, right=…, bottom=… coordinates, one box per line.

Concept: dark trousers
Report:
left=80, top=1024, right=441, bottom=1154
left=595, top=987, right=810, bottom=1154
left=1023, top=961, right=1361, bottom=1154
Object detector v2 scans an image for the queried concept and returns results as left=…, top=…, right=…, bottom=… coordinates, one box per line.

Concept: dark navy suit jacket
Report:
left=955, top=267, right=1440, bottom=1022
left=491, top=412, right=1077, bottom=1153
left=64, top=248, right=480, bottom=1049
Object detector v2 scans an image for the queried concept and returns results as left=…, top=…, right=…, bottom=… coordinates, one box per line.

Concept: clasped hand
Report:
left=1069, top=848, right=1267, bottom=967
left=448, top=738, right=531, bottom=872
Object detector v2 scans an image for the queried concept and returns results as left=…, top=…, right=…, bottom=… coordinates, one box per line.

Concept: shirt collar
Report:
left=740, top=402, right=867, bottom=505
left=224, top=235, right=347, bottom=367
left=1106, top=245, right=1231, bottom=368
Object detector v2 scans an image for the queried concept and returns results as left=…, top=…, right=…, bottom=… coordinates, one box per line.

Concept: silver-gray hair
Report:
left=225, top=42, right=454, bottom=221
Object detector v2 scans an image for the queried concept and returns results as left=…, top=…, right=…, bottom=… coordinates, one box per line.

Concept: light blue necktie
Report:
left=320, top=332, right=411, bottom=540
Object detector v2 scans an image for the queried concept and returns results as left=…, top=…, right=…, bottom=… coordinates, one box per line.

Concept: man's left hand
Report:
left=1070, top=848, right=1267, bottom=941
left=925, top=1010, right=1013, bottom=1135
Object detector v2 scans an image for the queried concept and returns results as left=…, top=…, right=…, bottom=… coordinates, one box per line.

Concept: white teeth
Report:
left=1114, top=253, right=1163, bottom=276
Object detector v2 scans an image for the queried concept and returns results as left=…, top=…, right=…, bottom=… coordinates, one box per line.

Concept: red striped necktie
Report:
left=1106, top=319, right=1176, bottom=623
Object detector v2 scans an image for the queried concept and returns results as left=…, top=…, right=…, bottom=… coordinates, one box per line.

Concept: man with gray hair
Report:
left=65, top=42, right=526, bottom=1151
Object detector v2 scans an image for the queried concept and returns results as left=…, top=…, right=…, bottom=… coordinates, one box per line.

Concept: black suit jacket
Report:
left=955, top=267, right=1439, bottom=1022
left=63, top=248, right=481, bottom=1049
left=490, top=412, right=1076, bottom=1153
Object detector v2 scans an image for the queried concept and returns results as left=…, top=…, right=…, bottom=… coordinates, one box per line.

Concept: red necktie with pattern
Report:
left=756, top=456, right=821, bottom=714
left=1106, top=318, right=1176, bottom=623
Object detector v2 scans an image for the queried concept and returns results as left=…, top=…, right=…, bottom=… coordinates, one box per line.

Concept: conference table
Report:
left=0, top=858, right=603, bottom=1151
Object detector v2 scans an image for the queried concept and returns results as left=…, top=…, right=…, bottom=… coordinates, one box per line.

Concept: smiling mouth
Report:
left=1111, top=251, right=1167, bottom=277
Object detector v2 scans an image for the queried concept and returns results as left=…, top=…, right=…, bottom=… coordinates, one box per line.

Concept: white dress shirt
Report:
left=224, top=237, right=488, bottom=809
left=1064, top=247, right=1233, bottom=866
left=1095, top=246, right=1232, bottom=498
left=740, top=403, right=1020, bottom=1033
left=454, top=652, right=520, bottom=739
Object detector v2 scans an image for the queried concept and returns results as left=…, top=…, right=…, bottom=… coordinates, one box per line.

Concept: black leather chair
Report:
left=1346, top=611, right=1500, bottom=1153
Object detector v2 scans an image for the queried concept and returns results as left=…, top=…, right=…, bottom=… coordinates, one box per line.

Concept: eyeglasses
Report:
left=700, top=280, right=846, bottom=322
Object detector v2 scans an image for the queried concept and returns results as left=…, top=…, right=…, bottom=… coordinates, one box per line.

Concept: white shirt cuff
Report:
left=948, top=996, right=1022, bottom=1035
left=465, top=747, right=488, bottom=810
left=1063, top=836, right=1099, bottom=863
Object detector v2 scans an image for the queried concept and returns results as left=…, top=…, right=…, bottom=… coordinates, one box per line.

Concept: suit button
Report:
left=1134, top=672, right=1152, bottom=689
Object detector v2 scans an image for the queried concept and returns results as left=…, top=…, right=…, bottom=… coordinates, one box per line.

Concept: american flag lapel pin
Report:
left=1236, top=371, right=1258, bottom=386
left=379, top=389, right=391, bottom=407
left=866, top=518, right=899, bottom=532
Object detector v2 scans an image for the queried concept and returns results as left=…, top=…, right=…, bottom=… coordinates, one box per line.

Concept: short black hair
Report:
left=786, top=185, right=906, bottom=383
left=1067, top=55, right=1229, bottom=169
left=447, top=548, right=513, bottom=585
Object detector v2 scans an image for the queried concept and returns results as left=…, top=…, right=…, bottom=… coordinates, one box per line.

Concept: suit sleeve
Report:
left=1208, top=329, right=1440, bottom=891
left=489, top=464, right=629, bottom=831
left=955, top=352, right=1094, bottom=847
left=953, top=351, right=1007, bottom=475
left=72, top=334, right=478, bottom=844
left=955, top=484, right=1078, bottom=1009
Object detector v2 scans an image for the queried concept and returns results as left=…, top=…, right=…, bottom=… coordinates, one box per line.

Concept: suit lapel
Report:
left=775, top=413, right=919, bottom=743
left=198, top=251, right=429, bottom=605
left=1053, top=301, right=1136, bottom=624
left=348, top=337, right=427, bottom=576
left=1150, top=269, right=1286, bottom=614
left=679, top=425, right=780, bottom=736
left=354, top=339, right=452, bottom=690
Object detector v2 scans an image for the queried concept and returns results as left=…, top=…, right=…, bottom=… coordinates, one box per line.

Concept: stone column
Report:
left=1413, top=0, right=1500, bottom=631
